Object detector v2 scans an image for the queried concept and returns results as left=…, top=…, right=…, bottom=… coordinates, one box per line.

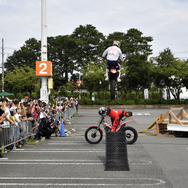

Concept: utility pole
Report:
left=40, top=0, right=48, bottom=104
left=1, top=38, right=4, bottom=92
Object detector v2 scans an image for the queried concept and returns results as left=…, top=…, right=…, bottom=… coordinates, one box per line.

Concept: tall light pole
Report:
left=1, top=38, right=4, bottom=92
left=40, top=0, right=48, bottom=104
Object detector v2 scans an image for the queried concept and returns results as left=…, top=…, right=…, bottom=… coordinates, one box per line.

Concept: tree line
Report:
left=3, top=24, right=188, bottom=101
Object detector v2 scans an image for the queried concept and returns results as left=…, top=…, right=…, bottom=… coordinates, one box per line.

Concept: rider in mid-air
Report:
left=98, top=107, right=132, bottom=132
left=102, top=40, right=125, bottom=82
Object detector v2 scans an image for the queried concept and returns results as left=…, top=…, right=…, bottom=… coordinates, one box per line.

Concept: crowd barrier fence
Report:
left=55, top=105, right=76, bottom=122
left=0, top=106, right=76, bottom=157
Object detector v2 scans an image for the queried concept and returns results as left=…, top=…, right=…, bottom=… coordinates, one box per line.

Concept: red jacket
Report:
left=107, top=108, right=119, bottom=128
left=107, top=108, right=126, bottom=131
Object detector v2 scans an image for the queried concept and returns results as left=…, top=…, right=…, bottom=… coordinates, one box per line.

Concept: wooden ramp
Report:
left=138, top=115, right=163, bottom=136
left=138, top=108, right=188, bottom=137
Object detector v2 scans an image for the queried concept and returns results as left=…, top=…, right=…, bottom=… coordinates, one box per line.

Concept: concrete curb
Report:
left=79, top=104, right=188, bottom=109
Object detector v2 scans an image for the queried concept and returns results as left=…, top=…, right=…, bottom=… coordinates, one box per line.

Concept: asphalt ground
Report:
left=0, top=107, right=188, bottom=188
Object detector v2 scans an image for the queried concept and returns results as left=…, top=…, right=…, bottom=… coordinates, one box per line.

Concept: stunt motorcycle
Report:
left=85, top=115, right=138, bottom=145
left=107, top=66, right=119, bottom=100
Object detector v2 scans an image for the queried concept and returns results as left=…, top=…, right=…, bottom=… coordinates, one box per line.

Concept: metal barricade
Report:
left=0, top=121, right=34, bottom=153
left=55, top=106, right=76, bottom=122
left=0, top=106, right=76, bottom=157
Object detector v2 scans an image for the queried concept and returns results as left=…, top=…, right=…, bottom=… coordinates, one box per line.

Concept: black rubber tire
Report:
left=110, top=79, right=116, bottom=100
left=123, top=126, right=138, bottom=144
left=173, top=131, right=185, bottom=137
left=85, top=127, right=103, bottom=144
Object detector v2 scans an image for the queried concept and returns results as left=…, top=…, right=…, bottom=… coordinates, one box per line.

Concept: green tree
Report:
left=123, top=28, right=153, bottom=92
left=4, top=65, right=39, bottom=96
left=5, top=38, right=41, bottom=71
left=82, top=62, right=107, bottom=99
left=182, top=59, right=188, bottom=89
left=48, top=35, right=77, bottom=89
left=154, top=48, right=186, bottom=99
left=71, top=24, right=105, bottom=69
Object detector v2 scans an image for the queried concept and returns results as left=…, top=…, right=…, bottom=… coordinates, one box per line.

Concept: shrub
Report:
left=145, top=99, right=159, bottom=105
left=94, top=99, right=107, bottom=105
left=183, top=99, right=188, bottom=104
left=161, top=99, right=180, bottom=105
left=109, top=100, right=117, bottom=105
left=126, top=91, right=137, bottom=100
left=115, top=98, right=127, bottom=105
left=135, top=99, right=146, bottom=105
left=84, top=98, right=94, bottom=105
left=124, top=100, right=135, bottom=105
left=138, top=91, right=144, bottom=99
left=152, top=91, right=160, bottom=100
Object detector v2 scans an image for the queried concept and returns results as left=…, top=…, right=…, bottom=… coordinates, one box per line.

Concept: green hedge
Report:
left=79, top=97, right=188, bottom=105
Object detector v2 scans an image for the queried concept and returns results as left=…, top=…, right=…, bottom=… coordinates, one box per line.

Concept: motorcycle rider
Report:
left=98, top=107, right=132, bottom=132
left=102, top=40, right=125, bottom=82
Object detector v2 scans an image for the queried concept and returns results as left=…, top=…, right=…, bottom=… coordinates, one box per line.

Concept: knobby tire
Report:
left=85, top=127, right=103, bottom=144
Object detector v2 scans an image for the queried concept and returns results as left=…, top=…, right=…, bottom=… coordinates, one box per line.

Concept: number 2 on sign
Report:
left=36, top=61, right=52, bottom=76
left=39, top=63, right=47, bottom=74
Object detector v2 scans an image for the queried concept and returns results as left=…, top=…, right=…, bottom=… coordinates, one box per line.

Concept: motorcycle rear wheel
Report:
left=85, top=127, right=103, bottom=144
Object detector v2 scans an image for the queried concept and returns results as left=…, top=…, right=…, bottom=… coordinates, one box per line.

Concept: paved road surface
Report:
left=0, top=108, right=188, bottom=187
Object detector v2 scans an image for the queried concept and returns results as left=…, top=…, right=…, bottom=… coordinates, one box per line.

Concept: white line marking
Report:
left=0, top=163, right=102, bottom=165
left=0, top=177, right=166, bottom=186
left=48, top=143, right=82, bottom=145
left=0, top=158, right=8, bottom=160
left=13, top=149, right=104, bottom=151
left=48, top=141, right=84, bottom=143
left=12, top=149, right=104, bottom=153
left=0, top=159, right=152, bottom=164
left=0, top=183, right=163, bottom=187
left=0, top=183, right=162, bottom=187
left=133, top=113, right=150, bottom=116
left=1, top=159, right=100, bottom=162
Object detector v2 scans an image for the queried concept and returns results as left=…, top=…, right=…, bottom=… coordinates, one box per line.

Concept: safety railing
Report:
left=0, top=121, right=34, bottom=156
left=55, top=105, right=76, bottom=122
left=0, top=106, right=77, bottom=157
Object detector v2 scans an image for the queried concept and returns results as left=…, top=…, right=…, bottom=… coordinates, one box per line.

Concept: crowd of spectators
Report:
left=0, top=94, right=79, bottom=153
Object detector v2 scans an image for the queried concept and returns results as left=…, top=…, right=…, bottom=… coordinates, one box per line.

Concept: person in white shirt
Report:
left=102, top=40, right=125, bottom=82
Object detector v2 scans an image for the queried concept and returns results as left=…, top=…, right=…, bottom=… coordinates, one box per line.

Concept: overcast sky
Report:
left=0, top=0, right=188, bottom=61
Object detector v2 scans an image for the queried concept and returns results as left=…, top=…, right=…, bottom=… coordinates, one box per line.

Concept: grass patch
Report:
left=73, top=113, right=79, bottom=117
left=26, top=137, right=36, bottom=145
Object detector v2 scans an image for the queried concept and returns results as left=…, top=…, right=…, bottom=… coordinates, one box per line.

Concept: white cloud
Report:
left=0, top=0, right=188, bottom=59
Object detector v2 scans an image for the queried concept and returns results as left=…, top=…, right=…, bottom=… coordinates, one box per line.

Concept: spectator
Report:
left=21, top=93, right=30, bottom=103
left=75, top=97, right=79, bottom=112
left=29, top=100, right=38, bottom=120
left=14, top=108, right=21, bottom=123
left=2, top=98, right=16, bottom=126
left=0, top=102, right=7, bottom=124
left=49, top=115, right=59, bottom=137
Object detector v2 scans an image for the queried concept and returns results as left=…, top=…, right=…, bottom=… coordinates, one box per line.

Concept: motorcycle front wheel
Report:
left=123, top=126, right=138, bottom=144
left=85, top=127, right=103, bottom=144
